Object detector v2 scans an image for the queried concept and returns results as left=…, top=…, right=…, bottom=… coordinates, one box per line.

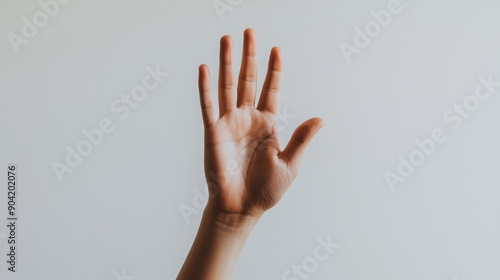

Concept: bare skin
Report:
left=177, top=28, right=325, bottom=280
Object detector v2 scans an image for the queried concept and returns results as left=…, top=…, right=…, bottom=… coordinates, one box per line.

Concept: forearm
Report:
left=177, top=204, right=261, bottom=280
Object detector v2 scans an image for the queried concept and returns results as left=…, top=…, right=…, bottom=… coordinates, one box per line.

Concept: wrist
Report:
left=202, top=204, right=262, bottom=234
left=177, top=204, right=261, bottom=280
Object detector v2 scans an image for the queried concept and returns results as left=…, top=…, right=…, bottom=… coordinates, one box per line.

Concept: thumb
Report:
left=279, top=117, right=325, bottom=167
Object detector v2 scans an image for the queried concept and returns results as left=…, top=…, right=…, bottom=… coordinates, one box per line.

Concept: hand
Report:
left=198, top=28, right=325, bottom=218
left=178, top=28, right=324, bottom=280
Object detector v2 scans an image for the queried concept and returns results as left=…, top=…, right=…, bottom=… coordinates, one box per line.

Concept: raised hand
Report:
left=178, top=28, right=324, bottom=280
left=198, top=28, right=324, bottom=218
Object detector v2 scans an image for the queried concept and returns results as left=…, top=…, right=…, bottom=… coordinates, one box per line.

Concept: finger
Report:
left=218, top=35, right=236, bottom=117
left=198, top=64, right=216, bottom=128
left=257, top=46, right=282, bottom=114
left=237, top=28, right=258, bottom=108
left=279, top=118, right=325, bottom=166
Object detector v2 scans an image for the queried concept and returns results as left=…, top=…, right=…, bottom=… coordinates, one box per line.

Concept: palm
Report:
left=205, top=108, right=291, bottom=215
left=198, top=29, right=324, bottom=217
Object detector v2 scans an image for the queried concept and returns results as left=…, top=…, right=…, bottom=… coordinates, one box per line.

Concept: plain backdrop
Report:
left=1, top=0, right=500, bottom=279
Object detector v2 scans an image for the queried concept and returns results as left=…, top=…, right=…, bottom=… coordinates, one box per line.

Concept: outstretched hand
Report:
left=198, top=28, right=324, bottom=218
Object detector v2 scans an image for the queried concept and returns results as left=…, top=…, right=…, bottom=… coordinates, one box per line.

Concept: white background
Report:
left=1, top=0, right=500, bottom=279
